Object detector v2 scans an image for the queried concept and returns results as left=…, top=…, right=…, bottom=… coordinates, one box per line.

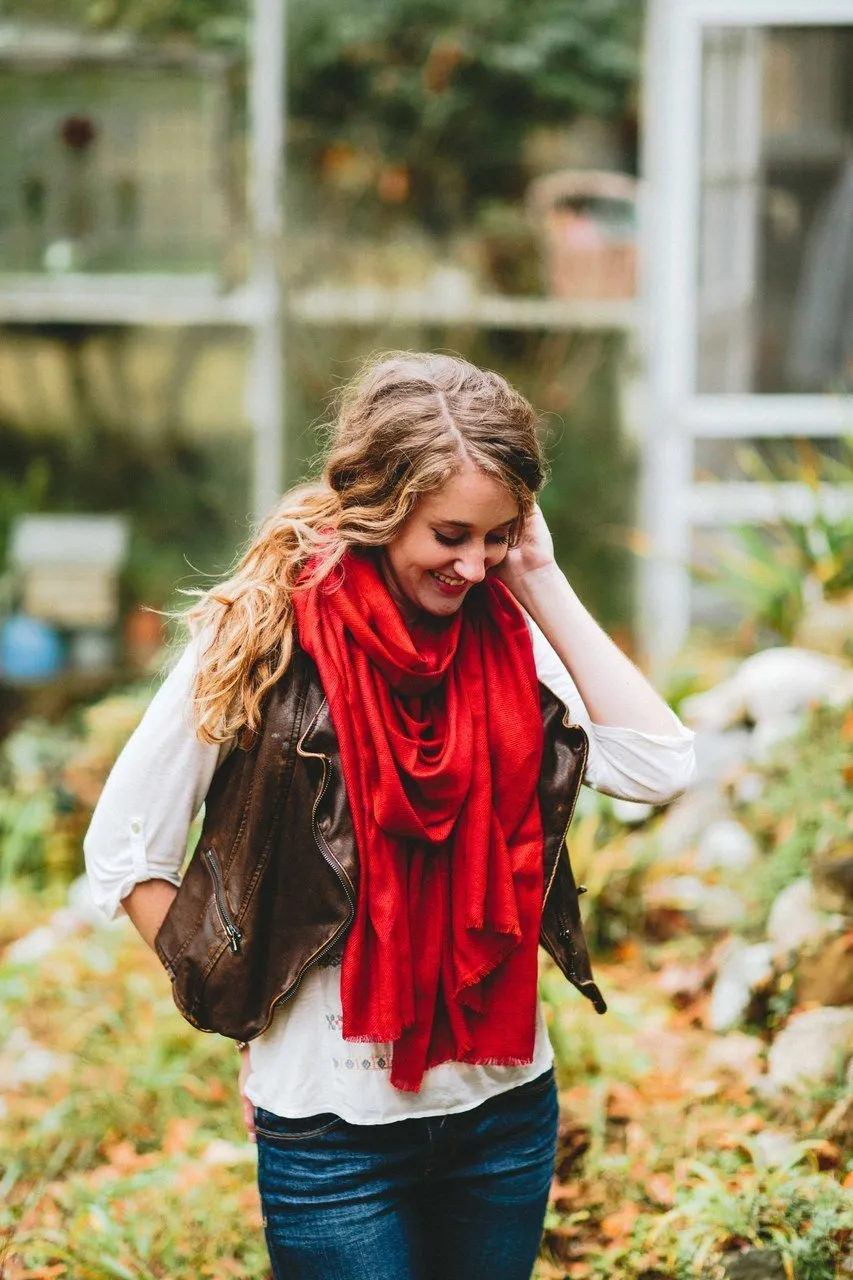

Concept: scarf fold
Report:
left=292, top=549, right=545, bottom=1091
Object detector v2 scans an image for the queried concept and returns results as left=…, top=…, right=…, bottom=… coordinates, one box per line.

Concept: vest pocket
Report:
left=203, top=847, right=244, bottom=953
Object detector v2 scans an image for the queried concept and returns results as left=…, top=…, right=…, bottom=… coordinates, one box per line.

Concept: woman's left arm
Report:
left=497, top=506, right=683, bottom=735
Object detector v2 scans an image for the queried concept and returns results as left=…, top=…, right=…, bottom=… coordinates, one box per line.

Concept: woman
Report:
left=85, top=351, right=695, bottom=1280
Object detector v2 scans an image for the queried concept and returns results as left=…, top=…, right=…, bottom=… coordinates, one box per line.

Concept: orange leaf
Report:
left=600, top=1203, right=641, bottom=1240
left=646, top=1173, right=676, bottom=1207
left=101, top=1139, right=140, bottom=1172
left=163, top=1115, right=197, bottom=1157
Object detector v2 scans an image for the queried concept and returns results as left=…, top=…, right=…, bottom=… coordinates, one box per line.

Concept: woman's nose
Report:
left=453, top=548, right=487, bottom=583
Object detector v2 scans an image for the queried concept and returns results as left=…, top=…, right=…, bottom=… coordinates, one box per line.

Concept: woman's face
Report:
left=379, top=465, right=519, bottom=623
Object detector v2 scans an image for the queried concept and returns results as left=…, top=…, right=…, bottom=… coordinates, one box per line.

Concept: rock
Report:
left=682, top=649, right=846, bottom=731
left=655, top=787, right=730, bottom=858
left=695, top=886, right=749, bottom=932
left=709, top=941, right=774, bottom=1032
left=645, top=877, right=748, bottom=933
left=0, top=1027, right=72, bottom=1088
left=748, top=712, right=806, bottom=764
left=721, top=1247, right=787, bottom=1280
left=696, top=820, right=758, bottom=873
left=767, top=1007, right=853, bottom=1090
left=825, top=668, right=853, bottom=708
left=645, top=874, right=709, bottom=910
left=610, top=798, right=655, bottom=825
left=797, top=932, right=853, bottom=1006
left=733, top=769, right=765, bottom=805
left=767, top=879, right=846, bottom=957
left=201, top=1139, right=257, bottom=1165
left=692, top=728, right=753, bottom=787
left=753, top=1129, right=798, bottom=1167
left=704, top=1032, right=764, bottom=1084
left=813, top=841, right=853, bottom=915
left=5, top=926, right=58, bottom=965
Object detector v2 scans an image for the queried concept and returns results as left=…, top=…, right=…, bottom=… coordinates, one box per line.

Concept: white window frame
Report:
left=640, top=0, right=853, bottom=674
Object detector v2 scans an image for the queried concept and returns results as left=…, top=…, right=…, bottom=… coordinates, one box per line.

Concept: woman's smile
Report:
left=379, top=465, right=519, bottom=623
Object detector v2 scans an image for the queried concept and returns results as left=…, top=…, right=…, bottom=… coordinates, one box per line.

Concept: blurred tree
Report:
left=1, top=0, right=641, bottom=230
left=289, top=0, right=642, bottom=233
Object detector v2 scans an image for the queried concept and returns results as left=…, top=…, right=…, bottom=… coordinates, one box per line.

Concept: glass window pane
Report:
left=696, top=25, right=853, bottom=394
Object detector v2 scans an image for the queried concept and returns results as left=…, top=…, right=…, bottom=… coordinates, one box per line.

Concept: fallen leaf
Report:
left=600, top=1203, right=641, bottom=1240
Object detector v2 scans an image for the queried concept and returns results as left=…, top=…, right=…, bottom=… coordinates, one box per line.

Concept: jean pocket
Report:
left=254, top=1106, right=345, bottom=1142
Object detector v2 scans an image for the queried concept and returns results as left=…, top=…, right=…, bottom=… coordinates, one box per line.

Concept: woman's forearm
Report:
left=122, top=879, right=179, bottom=951
left=511, top=562, right=682, bottom=734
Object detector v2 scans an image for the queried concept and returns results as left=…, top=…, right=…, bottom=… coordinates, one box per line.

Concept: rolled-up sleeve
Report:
left=526, top=615, right=696, bottom=804
left=83, top=637, right=229, bottom=921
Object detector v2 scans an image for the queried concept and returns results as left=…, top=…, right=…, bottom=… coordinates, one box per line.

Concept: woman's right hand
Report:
left=238, top=1047, right=256, bottom=1142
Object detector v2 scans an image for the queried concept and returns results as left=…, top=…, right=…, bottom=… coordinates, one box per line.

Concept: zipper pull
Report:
left=225, top=922, right=243, bottom=953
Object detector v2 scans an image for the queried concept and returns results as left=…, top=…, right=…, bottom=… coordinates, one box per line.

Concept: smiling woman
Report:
left=380, top=468, right=518, bottom=620
left=84, top=351, right=695, bottom=1280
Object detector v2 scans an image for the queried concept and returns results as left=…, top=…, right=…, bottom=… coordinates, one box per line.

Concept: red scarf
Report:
left=292, top=549, right=545, bottom=1091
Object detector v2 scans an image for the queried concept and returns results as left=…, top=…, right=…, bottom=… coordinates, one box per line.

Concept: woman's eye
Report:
left=433, top=531, right=509, bottom=547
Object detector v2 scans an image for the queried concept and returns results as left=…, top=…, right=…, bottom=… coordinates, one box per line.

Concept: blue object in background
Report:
left=0, top=614, right=66, bottom=682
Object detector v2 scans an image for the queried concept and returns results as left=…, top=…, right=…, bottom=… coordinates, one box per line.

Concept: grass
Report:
left=1, top=886, right=851, bottom=1280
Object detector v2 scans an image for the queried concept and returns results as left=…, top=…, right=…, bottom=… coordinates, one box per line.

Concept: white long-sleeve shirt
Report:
left=85, top=616, right=695, bottom=1123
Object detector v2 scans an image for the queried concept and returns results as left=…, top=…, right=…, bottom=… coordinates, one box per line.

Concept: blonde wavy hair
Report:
left=180, top=351, right=547, bottom=748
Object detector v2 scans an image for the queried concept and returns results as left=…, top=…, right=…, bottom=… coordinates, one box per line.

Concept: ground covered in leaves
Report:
left=0, top=887, right=850, bottom=1280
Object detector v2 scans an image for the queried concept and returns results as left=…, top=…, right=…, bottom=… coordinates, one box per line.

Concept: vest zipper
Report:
left=203, top=848, right=244, bottom=953
left=543, top=714, right=589, bottom=910
left=306, top=755, right=356, bottom=913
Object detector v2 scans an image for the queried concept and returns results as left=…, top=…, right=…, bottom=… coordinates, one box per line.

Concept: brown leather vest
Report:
left=154, top=644, right=607, bottom=1041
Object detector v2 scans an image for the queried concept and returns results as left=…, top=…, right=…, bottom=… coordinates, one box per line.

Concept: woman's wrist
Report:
left=502, top=559, right=564, bottom=615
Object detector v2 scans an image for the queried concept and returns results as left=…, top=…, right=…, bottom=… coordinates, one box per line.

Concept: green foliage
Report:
left=734, top=703, right=851, bottom=920
left=288, top=0, right=642, bottom=231
left=0, top=0, right=246, bottom=47
left=0, top=420, right=250, bottom=613
left=695, top=440, right=853, bottom=647
left=641, top=1140, right=853, bottom=1280
left=0, top=888, right=268, bottom=1277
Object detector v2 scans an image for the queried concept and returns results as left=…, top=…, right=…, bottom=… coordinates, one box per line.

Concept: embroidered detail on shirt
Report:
left=325, top=1013, right=343, bottom=1031
left=332, top=1053, right=391, bottom=1073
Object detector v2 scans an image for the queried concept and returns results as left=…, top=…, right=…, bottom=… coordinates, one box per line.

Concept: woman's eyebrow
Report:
left=435, top=517, right=516, bottom=530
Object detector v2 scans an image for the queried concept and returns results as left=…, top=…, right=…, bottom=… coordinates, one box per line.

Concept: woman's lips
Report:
left=430, top=571, right=468, bottom=595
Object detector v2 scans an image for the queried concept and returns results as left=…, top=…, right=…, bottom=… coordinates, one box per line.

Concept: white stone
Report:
left=695, top=886, right=749, bottom=932
left=692, top=728, right=753, bottom=787
left=202, top=1139, right=257, bottom=1165
left=645, top=875, right=709, bottom=910
left=733, top=770, right=765, bottom=806
left=767, top=1007, right=853, bottom=1090
left=696, top=820, right=758, bottom=873
left=709, top=941, right=774, bottom=1032
left=5, top=926, right=57, bottom=965
left=655, top=787, right=730, bottom=859
left=753, top=1129, right=798, bottom=1167
left=767, top=879, right=845, bottom=957
left=748, top=713, right=806, bottom=765
left=682, top=649, right=846, bottom=731
left=0, top=1027, right=72, bottom=1088
left=825, top=669, right=853, bottom=709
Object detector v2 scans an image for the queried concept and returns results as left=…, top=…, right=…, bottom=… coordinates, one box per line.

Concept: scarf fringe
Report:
left=390, top=1053, right=537, bottom=1094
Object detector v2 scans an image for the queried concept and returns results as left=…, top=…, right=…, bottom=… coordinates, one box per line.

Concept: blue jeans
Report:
left=254, top=1067, right=558, bottom=1280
